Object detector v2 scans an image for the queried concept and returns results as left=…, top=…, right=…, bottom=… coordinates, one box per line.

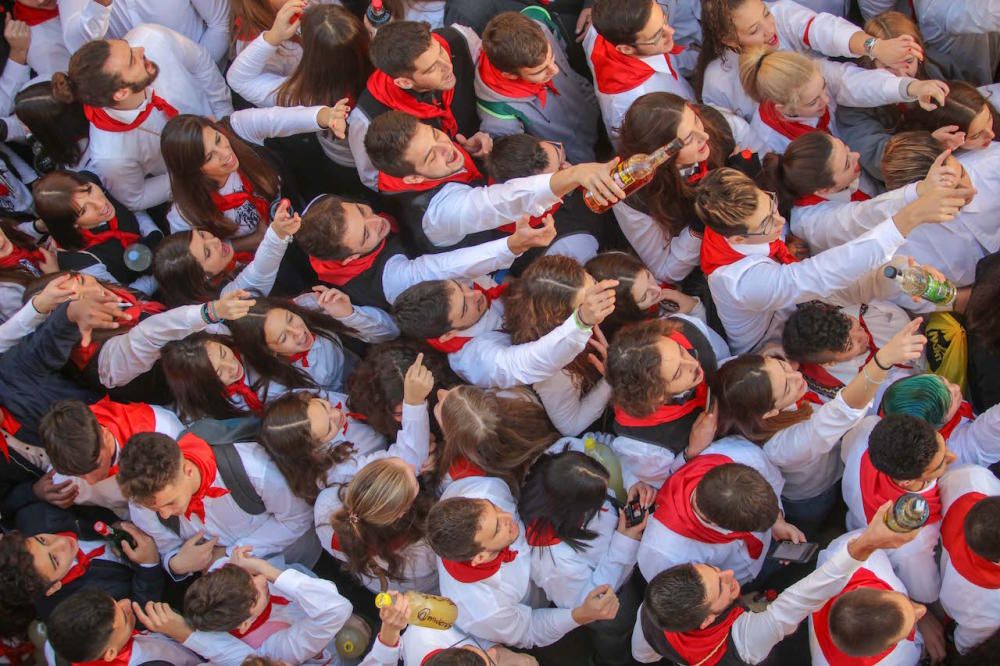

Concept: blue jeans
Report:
left=781, top=483, right=842, bottom=542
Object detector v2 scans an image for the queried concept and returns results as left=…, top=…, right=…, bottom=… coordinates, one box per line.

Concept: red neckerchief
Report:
left=699, top=226, right=798, bottom=276
left=441, top=546, right=518, bottom=583
left=377, top=142, right=483, bottom=193
left=0, top=405, right=21, bottom=462
left=78, top=216, right=141, bottom=251
left=284, top=333, right=314, bottom=368
left=178, top=433, right=231, bottom=522
left=614, top=331, right=707, bottom=425
left=939, top=401, right=975, bottom=441
left=525, top=519, right=561, bottom=547
left=758, top=100, right=831, bottom=141
left=0, top=637, right=35, bottom=666
left=57, top=533, right=105, bottom=586
left=942, top=492, right=1000, bottom=589
left=84, top=92, right=179, bottom=133
left=425, top=283, right=508, bottom=353
left=12, top=3, right=58, bottom=25
left=477, top=52, right=559, bottom=107
left=813, top=568, right=914, bottom=666
left=366, top=34, right=458, bottom=135
left=590, top=34, right=685, bottom=93
left=448, top=455, right=486, bottom=480
left=224, top=367, right=264, bottom=414
left=229, top=595, right=291, bottom=638
left=858, top=450, right=942, bottom=524
left=73, top=630, right=140, bottom=666
left=686, top=160, right=709, bottom=185
left=309, top=214, right=398, bottom=285
left=795, top=189, right=871, bottom=207
left=89, top=397, right=156, bottom=477
left=800, top=362, right=845, bottom=400
left=211, top=171, right=270, bottom=228
left=498, top=200, right=562, bottom=234
left=70, top=289, right=165, bottom=369
left=799, top=392, right=823, bottom=407
left=0, top=245, right=44, bottom=270
left=653, top=454, right=765, bottom=558
left=332, top=401, right=365, bottom=436
left=663, top=604, right=745, bottom=666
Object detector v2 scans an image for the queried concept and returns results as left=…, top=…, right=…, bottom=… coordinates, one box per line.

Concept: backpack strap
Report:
left=476, top=99, right=529, bottom=126
left=210, top=441, right=266, bottom=516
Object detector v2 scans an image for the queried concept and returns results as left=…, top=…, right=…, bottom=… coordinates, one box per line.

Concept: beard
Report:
left=127, top=59, right=160, bottom=93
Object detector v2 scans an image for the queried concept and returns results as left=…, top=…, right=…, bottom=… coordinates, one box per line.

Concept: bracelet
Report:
left=574, top=308, right=593, bottom=330
left=864, top=36, right=878, bottom=58
left=200, top=303, right=212, bottom=324
left=872, top=351, right=891, bottom=371
left=862, top=364, right=882, bottom=385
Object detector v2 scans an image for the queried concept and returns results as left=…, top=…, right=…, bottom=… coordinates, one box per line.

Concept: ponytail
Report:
left=758, top=133, right=836, bottom=212
left=739, top=47, right=816, bottom=107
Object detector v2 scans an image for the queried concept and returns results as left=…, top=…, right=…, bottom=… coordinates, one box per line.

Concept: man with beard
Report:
left=51, top=24, right=232, bottom=211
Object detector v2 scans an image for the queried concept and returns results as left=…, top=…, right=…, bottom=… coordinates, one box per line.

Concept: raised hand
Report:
left=577, top=279, right=619, bottom=328
left=319, top=98, right=351, bottom=140
left=875, top=317, right=926, bottom=367
left=271, top=199, right=301, bottom=239
left=211, top=289, right=256, bottom=320
left=312, top=285, right=354, bottom=318
left=264, top=0, right=306, bottom=45
left=403, top=352, right=435, bottom=405
left=507, top=214, right=556, bottom=254
left=31, top=274, right=78, bottom=314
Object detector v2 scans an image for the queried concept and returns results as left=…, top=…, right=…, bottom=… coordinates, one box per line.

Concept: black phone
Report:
left=625, top=499, right=656, bottom=527
left=767, top=540, right=819, bottom=563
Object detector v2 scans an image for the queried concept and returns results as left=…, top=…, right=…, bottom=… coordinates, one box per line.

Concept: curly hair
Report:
left=781, top=301, right=853, bottom=364
left=184, top=565, right=256, bottom=632
left=868, top=413, right=940, bottom=480
left=0, top=532, right=47, bottom=605
left=606, top=319, right=682, bottom=417
left=116, top=432, right=183, bottom=504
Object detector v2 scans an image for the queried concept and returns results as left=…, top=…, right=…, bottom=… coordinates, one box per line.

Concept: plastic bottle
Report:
left=883, top=493, right=931, bottom=533
left=374, top=591, right=458, bottom=631
left=94, top=521, right=138, bottom=550
left=581, top=138, right=684, bottom=213
left=883, top=265, right=956, bottom=305
left=366, top=0, right=392, bottom=29
left=123, top=243, right=152, bottom=273
left=583, top=436, right=626, bottom=502
left=334, top=614, right=372, bottom=659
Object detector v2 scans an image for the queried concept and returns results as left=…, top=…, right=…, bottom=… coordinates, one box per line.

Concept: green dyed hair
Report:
left=881, top=374, right=951, bottom=427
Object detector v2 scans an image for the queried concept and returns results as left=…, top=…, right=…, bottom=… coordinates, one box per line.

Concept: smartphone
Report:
left=625, top=499, right=657, bottom=527
left=767, top=540, right=819, bottom=563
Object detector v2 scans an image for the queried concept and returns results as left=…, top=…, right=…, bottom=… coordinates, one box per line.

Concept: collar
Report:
left=230, top=595, right=291, bottom=638
left=426, top=284, right=507, bottom=353
left=377, top=143, right=483, bottom=194
left=441, top=547, right=518, bottom=583
left=477, top=52, right=559, bottom=107
left=58, top=534, right=106, bottom=586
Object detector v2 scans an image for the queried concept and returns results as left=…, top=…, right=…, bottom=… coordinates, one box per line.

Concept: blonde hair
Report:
left=693, top=167, right=762, bottom=234
left=340, top=459, right=414, bottom=527
left=739, top=47, right=818, bottom=108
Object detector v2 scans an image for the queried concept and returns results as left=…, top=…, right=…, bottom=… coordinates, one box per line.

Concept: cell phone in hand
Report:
left=625, top=499, right=656, bottom=527
left=766, top=540, right=819, bottom=564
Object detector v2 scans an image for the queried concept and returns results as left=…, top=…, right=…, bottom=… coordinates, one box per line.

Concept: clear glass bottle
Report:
left=582, top=138, right=684, bottom=213
left=583, top=436, right=627, bottom=502
left=883, top=265, right=957, bottom=305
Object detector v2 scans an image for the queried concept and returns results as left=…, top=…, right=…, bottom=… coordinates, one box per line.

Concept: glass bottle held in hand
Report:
left=883, top=493, right=931, bottom=532
left=375, top=590, right=459, bottom=630
left=582, top=138, right=684, bottom=214
left=883, top=265, right=957, bottom=305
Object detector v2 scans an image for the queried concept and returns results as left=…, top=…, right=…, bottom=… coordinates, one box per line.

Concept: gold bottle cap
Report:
left=374, top=592, right=393, bottom=608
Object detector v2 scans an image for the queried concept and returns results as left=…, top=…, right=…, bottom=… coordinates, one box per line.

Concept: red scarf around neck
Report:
left=441, top=546, right=518, bottom=583
left=590, top=34, right=685, bottom=93
left=941, top=492, right=1000, bottom=589
left=758, top=100, right=831, bottom=141
left=813, top=568, right=913, bottom=666
left=84, top=92, right=179, bottom=133
left=448, top=455, right=486, bottom=481
left=58, top=534, right=105, bottom=586
left=70, top=288, right=165, bottom=369
left=224, top=369, right=264, bottom=413
left=685, top=160, right=709, bottom=185
left=12, top=3, right=58, bottom=26
left=89, top=398, right=156, bottom=477
left=211, top=171, right=270, bottom=227
left=377, top=142, right=483, bottom=194
left=230, top=595, right=291, bottom=639
left=179, top=433, right=231, bottom=522
left=477, top=53, right=559, bottom=107
left=425, top=283, right=508, bottom=353
left=73, top=630, right=140, bottom=666
left=78, top=216, right=141, bottom=251
left=525, top=519, right=562, bottom=547
left=939, top=401, right=975, bottom=441
left=795, top=189, right=871, bottom=207
left=653, top=454, right=765, bottom=558
left=0, top=245, right=44, bottom=271
left=663, top=604, right=745, bottom=666
left=699, top=225, right=798, bottom=276
left=858, top=450, right=942, bottom=524
left=309, top=214, right=398, bottom=285
left=0, top=406, right=21, bottom=462
left=615, top=331, right=707, bottom=426
left=366, top=33, right=458, bottom=135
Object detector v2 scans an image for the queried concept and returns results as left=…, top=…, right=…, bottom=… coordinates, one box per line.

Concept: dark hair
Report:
left=0, top=532, right=47, bottom=605
left=782, top=301, right=853, bottom=364
left=519, top=452, right=609, bottom=552
left=584, top=251, right=653, bottom=341
left=425, top=497, right=489, bottom=561
left=184, top=565, right=256, bottom=632
left=47, top=589, right=118, bottom=663
left=0, top=218, right=45, bottom=286
left=153, top=231, right=229, bottom=306
left=369, top=20, right=434, bottom=78
left=482, top=12, right=548, bottom=72
left=297, top=194, right=352, bottom=260
left=40, top=400, right=104, bottom=476
left=51, top=41, right=120, bottom=107
left=276, top=5, right=371, bottom=107
left=15, top=81, right=89, bottom=170
left=881, top=131, right=944, bottom=190
left=31, top=171, right=94, bottom=250
left=393, top=280, right=454, bottom=339
left=227, top=297, right=353, bottom=394
left=259, top=391, right=354, bottom=504
left=694, top=0, right=750, bottom=96
left=161, top=115, right=279, bottom=239
left=903, top=80, right=1000, bottom=142
left=486, top=134, right=551, bottom=182
left=619, top=94, right=734, bottom=237
left=868, top=413, right=939, bottom=481
left=347, top=340, right=460, bottom=438
left=829, top=588, right=907, bottom=657
left=591, top=0, right=654, bottom=45
left=424, top=648, right=487, bottom=666
left=967, top=255, right=1000, bottom=353
left=606, top=319, right=683, bottom=416
left=161, top=333, right=255, bottom=421
left=364, top=111, right=422, bottom=178
left=645, top=564, right=712, bottom=632
left=714, top=355, right=813, bottom=444
left=116, top=432, right=184, bottom=503
left=759, top=132, right=835, bottom=214
left=965, top=495, right=1000, bottom=561
left=696, top=463, right=779, bottom=532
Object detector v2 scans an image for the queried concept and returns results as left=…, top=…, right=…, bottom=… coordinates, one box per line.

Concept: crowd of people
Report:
left=0, top=0, right=996, bottom=664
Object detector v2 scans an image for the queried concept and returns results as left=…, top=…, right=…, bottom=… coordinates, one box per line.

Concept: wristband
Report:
left=574, top=309, right=592, bottom=330
left=200, top=303, right=212, bottom=324
left=872, top=351, right=891, bottom=371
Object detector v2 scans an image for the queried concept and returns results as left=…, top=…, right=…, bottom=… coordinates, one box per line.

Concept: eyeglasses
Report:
left=742, top=190, right=781, bottom=237
left=632, top=12, right=671, bottom=46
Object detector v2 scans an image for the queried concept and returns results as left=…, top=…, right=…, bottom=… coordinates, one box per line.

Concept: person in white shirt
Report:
left=633, top=503, right=923, bottom=665
left=0, top=15, right=32, bottom=144
left=938, top=464, right=1000, bottom=655
left=10, top=0, right=70, bottom=78
left=426, top=484, right=621, bottom=650
left=692, top=166, right=971, bottom=354
left=50, top=24, right=233, bottom=211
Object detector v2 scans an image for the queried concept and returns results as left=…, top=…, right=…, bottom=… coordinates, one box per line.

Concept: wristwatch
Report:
left=864, top=36, right=878, bottom=58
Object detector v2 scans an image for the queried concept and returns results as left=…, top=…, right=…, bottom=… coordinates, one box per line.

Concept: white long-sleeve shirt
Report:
left=611, top=202, right=701, bottom=284
left=791, top=182, right=918, bottom=252
left=87, top=24, right=233, bottom=211
left=956, top=143, right=1000, bottom=254
left=23, top=14, right=71, bottom=79
left=221, top=224, right=291, bottom=298
left=534, top=371, right=612, bottom=437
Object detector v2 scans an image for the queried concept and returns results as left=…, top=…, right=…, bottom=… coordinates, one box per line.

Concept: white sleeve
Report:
left=532, top=533, right=640, bottom=608
left=234, top=465, right=314, bottom=558
left=0, top=299, right=47, bottom=353
left=534, top=371, right=613, bottom=437
left=258, top=569, right=353, bottom=664
left=947, top=404, right=1000, bottom=467
left=347, top=108, right=379, bottom=191
left=458, top=602, right=578, bottom=649
left=422, top=175, right=561, bottom=248
left=57, top=0, right=112, bottom=53
left=181, top=631, right=256, bottom=666
left=886, top=525, right=941, bottom=603
left=933, top=0, right=1000, bottom=35
left=631, top=606, right=663, bottom=663
left=612, top=201, right=700, bottom=283
left=822, top=60, right=915, bottom=109
left=381, top=237, right=519, bottom=305
left=792, top=183, right=917, bottom=252
left=610, top=436, right=681, bottom=491
left=360, top=636, right=402, bottom=666
left=0, top=61, right=30, bottom=117
left=762, top=392, right=871, bottom=472
left=774, top=0, right=857, bottom=57
left=229, top=106, right=323, bottom=146
left=92, top=160, right=172, bottom=211
left=713, top=105, right=770, bottom=155
left=336, top=305, right=400, bottom=343
left=385, top=401, right=432, bottom=473
left=450, top=24, right=482, bottom=62
left=225, top=33, right=285, bottom=107
left=170, top=26, right=233, bottom=118
left=190, top=0, right=231, bottom=63
left=225, top=225, right=290, bottom=297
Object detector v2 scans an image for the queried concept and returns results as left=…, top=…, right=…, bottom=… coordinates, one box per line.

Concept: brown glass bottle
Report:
left=582, top=138, right=684, bottom=213
left=883, top=493, right=931, bottom=532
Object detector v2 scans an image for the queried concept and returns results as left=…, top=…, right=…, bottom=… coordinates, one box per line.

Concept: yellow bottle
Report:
left=374, top=591, right=459, bottom=631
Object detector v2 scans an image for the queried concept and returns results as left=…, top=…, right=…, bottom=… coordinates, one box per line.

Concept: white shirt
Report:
left=611, top=202, right=701, bottom=284
left=46, top=631, right=221, bottom=666
left=956, top=143, right=1000, bottom=253
left=24, top=14, right=71, bottom=79
left=708, top=218, right=906, bottom=354
left=791, top=182, right=918, bottom=253
left=637, top=437, right=785, bottom=584
left=87, top=24, right=233, bottom=211
left=808, top=531, right=924, bottom=665
left=534, top=371, right=613, bottom=438
left=810, top=301, right=911, bottom=391
left=938, top=464, right=1000, bottom=654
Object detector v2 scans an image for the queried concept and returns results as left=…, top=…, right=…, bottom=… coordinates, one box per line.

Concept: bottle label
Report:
left=922, top=276, right=954, bottom=304
left=416, top=606, right=455, bottom=630
left=613, top=165, right=635, bottom=189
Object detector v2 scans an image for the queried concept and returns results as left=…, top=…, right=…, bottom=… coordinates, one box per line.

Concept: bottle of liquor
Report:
left=883, top=265, right=956, bottom=305
left=374, top=591, right=459, bottom=630
left=334, top=614, right=372, bottom=659
left=94, top=521, right=138, bottom=550
left=583, top=436, right=626, bottom=502
left=883, top=493, right=931, bottom=533
left=366, top=0, right=392, bottom=29
left=581, top=138, right=684, bottom=213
